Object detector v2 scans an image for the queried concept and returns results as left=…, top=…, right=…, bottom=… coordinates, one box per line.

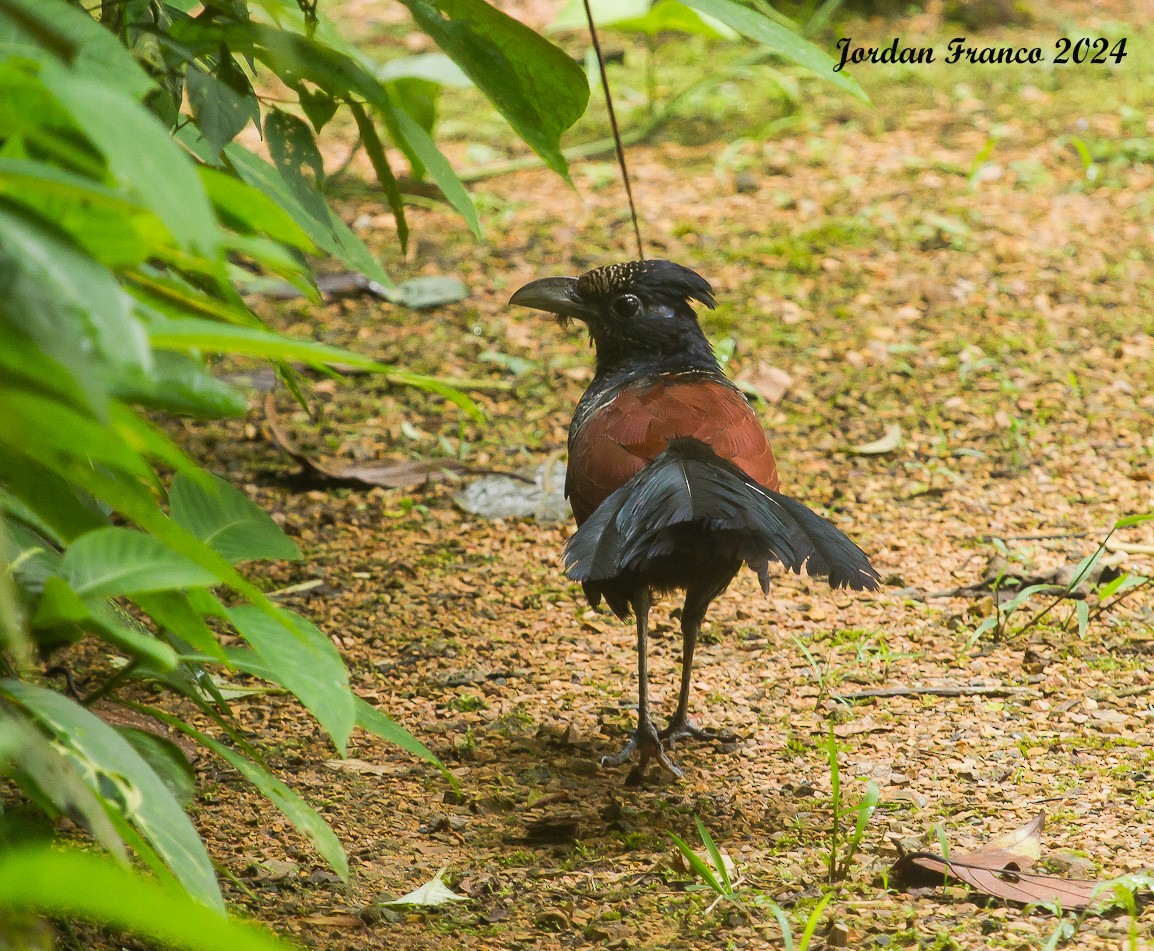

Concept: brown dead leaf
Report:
left=892, top=812, right=1105, bottom=910
left=847, top=423, right=903, bottom=456
left=264, top=394, right=469, bottom=489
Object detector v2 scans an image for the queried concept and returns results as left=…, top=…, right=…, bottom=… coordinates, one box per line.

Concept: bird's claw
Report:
left=659, top=717, right=737, bottom=748
left=601, top=720, right=683, bottom=781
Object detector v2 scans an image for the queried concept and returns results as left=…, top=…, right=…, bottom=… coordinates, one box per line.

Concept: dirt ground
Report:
left=135, top=1, right=1154, bottom=948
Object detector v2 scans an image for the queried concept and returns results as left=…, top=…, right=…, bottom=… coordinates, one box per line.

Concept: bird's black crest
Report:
left=576, top=260, right=716, bottom=310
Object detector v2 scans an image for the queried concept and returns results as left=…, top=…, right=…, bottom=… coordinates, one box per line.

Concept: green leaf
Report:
left=0, top=707, right=127, bottom=861
left=227, top=606, right=355, bottom=753
left=139, top=704, right=349, bottom=879
left=0, top=387, right=154, bottom=483
left=199, top=167, right=314, bottom=252
left=668, top=830, right=723, bottom=893
left=612, top=0, right=739, bottom=38
left=38, top=62, right=223, bottom=259
left=185, top=60, right=259, bottom=158
left=225, top=233, right=315, bottom=298
left=264, top=108, right=327, bottom=222
left=549, top=0, right=649, bottom=30
left=0, top=681, right=224, bottom=910
left=61, top=526, right=220, bottom=597
left=0, top=846, right=295, bottom=949
left=119, top=727, right=197, bottom=807
left=143, top=314, right=388, bottom=366
left=349, top=100, right=409, bottom=252
left=1074, top=599, right=1090, bottom=639
left=297, top=85, right=338, bottom=132
left=1115, top=514, right=1154, bottom=529
left=354, top=697, right=457, bottom=790
left=0, top=455, right=106, bottom=545
left=375, top=52, right=470, bottom=86
left=0, top=204, right=149, bottom=397
left=0, top=0, right=154, bottom=99
left=696, top=816, right=733, bottom=894
left=0, top=322, right=101, bottom=418
left=400, top=0, right=589, bottom=180
left=143, top=315, right=484, bottom=420
left=114, top=351, right=250, bottom=419
left=223, top=142, right=391, bottom=286
left=126, top=267, right=261, bottom=329
left=0, top=158, right=168, bottom=267
left=32, top=576, right=181, bottom=672
left=131, top=591, right=228, bottom=663
left=170, top=472, right=301, bottom=565
left=381, top=95, right=480, bottom=238
left=680, top=0, right=869, bottom=103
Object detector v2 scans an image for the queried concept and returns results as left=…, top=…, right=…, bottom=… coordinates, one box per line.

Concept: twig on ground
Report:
left=1090, top=682, right=1154, bottom=701
left=835, top=685, right=1041, bottom=701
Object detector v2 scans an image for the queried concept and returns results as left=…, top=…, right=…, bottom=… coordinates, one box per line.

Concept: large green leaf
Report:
left=114, top=351, right=250, bottom=419
left=400, top=0, right=589, bottom=180
left=33, top=576, right=181, bottom=671
left=0, top=387, right=155, bottom=482
left=376, top=52, right=470, bottom=86
left=38, top=62, right=224, bottom=259
left=199, top=167, right=314, bottom=252
left=0, top=0, right=154, bottom=98
left=354, top=697, right=458, bottom=791
left=381, top=94, right=480, bottom=238
left=227, top=606, right=354, bottom=753
left=61, top=526, right=220, bottom=597
left=0, top=681, right=224, bottom=910
left=0, top=204, right=149, bottom=398
left=141, top=704, right=349, bottom=880
left=170, top=472, right=301, bottom=565
left=0, top=707, right=127, bottom=861
left=223, top=142, right=391, bottom=286
left=131, top=590, right=228, bottom=663
left=175, top=21, right=480, bottom=241
left=0, top=158, right=168, bottom=268
left=143, top=316, right=483, bottom=419
left=680, top=0, right=869, bottom=102
left=0, top=321, right=100, bottom=417
left=0, top=846, right=294, bottom=949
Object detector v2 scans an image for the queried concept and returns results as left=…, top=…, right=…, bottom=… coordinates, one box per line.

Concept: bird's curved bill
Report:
left=509, top=277, right=596, bottom=321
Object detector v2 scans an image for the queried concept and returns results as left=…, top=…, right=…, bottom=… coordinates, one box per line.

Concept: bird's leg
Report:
left=601, top=588, right=682, bottom=779
left=661, top=571, right=740, bottom=747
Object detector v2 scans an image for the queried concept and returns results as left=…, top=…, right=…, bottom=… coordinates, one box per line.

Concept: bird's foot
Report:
left=659, top=716, right=738, bottom=748
left=601, top=719, right=683, bottom=783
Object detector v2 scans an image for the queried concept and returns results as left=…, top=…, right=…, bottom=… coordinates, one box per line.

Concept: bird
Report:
left=510, top=259, right=880, bottom=781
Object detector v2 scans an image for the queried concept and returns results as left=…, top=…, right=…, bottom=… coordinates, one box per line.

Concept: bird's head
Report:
left=509, top=260, right=717, bottom=370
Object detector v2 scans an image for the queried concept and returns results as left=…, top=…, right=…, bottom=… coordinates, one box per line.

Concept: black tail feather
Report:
left=564, top=438, right=880, bottom=593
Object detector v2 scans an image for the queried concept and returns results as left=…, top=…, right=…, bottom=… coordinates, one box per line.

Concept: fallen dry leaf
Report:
left=847, top=423, right=903, bottom=456
left=379, top=868, right=466, bottom=907
left=265, top=394, right=469, bottom=489
left=737, top=361, right=793, bottom=403
left=892, top=812, right=1106, bottom=910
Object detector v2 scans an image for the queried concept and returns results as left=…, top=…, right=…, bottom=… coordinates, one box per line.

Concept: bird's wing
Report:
left=567, top=377, right=778, bottom=523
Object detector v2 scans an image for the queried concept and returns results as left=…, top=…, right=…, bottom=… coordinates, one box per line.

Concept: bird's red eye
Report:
left=612, top=293, right=641, bottom=318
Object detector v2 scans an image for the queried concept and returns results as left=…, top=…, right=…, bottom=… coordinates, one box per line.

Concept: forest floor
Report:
left=168, top=1, right=1154, bottom=948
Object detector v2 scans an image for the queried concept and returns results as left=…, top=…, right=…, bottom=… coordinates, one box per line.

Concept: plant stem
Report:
left=1017, top=528, right=1115, bottom=634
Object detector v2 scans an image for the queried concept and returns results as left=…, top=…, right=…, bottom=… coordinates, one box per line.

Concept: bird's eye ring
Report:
left=612, top=293, right=642, bottom=318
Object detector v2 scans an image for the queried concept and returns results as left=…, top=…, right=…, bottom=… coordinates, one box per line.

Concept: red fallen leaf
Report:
left=892, top=812, right=1104, bottom=910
